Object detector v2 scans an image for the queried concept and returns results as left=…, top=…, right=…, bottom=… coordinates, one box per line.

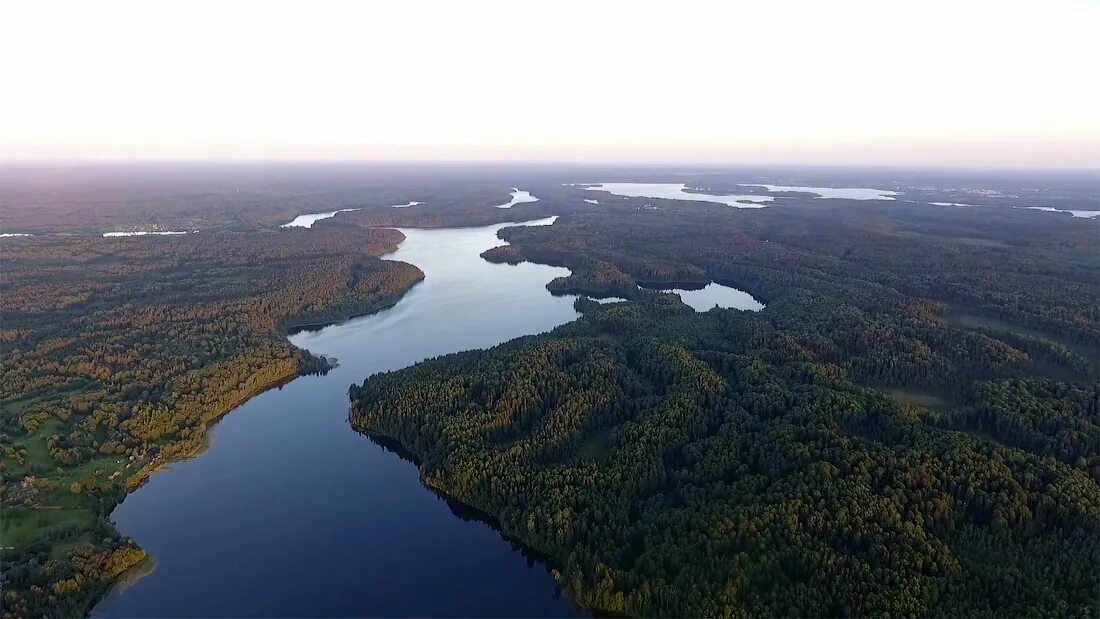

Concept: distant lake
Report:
left=738, top=184, right=899, bottom=200
left=581, top=182, right=901, bottom=205
left=102, top=231, right=190, bottom=237
left=640, top=281, right=765, bottom=312
left=493, top=188, right=539, bottom=209
left=94, top=218, right=583, bottom=618
left=1021, top=206, right=1100, bottom=219
left=280, top=208, right=362, bottom=228
left=583, top=183, right=772, bottom=207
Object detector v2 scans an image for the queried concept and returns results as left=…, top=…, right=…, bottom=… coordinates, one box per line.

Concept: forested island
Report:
left=351, top=184, right=1100, bottom=616
left=0, top=225, right=423, bottom=616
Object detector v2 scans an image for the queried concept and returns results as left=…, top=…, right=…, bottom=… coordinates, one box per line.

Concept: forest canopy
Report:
left=0, top=225, right=422, bottom=617
left=353, top=189, right=1100, bottom=617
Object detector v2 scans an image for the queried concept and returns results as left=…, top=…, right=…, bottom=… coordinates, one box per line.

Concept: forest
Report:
left=2, top=166, right=1097, bottom=617
left=0, top=225, right=423, bottom=617
left=352, top=188, right=1100, bottom=616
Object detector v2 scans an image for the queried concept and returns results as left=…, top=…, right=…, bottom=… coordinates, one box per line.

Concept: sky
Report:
left=2, top=0, right=1098, bottom=168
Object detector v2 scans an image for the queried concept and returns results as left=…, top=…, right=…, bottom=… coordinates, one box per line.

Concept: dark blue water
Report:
left=93, top=218, right=584, bottom=617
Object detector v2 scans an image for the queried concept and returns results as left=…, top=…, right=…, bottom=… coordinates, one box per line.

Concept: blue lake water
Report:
left=94, top=218, right=583, bottom=618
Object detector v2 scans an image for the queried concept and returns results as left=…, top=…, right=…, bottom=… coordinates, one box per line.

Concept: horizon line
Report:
left=1, top=157, right=1098, bottom=174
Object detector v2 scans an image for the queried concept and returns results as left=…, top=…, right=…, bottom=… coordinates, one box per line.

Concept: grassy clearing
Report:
left=0, top=506, right=96, bottom=548
left=1, top=384, right=93, bottom=416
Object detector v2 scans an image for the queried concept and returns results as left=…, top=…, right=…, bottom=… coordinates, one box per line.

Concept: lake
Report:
left=1021, top=206, right=1100, bottom=219
left=584, top=183, right=772, bottom=207
left=93, top=218, right=584, bottom=618
left=582, top=182, right=900, bottom=205
left=102, top=231, right=191, bottom=237
left=738, top=184, right=899, bottom=200
left=493, top=189, right=539, bottom=209
left=280, top=208, right=363, bottom=228
left=639, top=282, right=765, bottom=312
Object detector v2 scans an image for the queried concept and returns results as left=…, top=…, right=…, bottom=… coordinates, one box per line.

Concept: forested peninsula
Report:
left=0, top=226, right=423, bottom=617
left=352, top=194, right=1100, bottom=617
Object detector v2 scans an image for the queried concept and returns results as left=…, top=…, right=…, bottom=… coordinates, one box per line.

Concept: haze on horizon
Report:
left=2, top=0, right=1098, bottom=169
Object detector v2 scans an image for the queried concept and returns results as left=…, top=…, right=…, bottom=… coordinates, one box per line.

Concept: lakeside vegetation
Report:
left=352, top=191, right=1100, bottom=616
left=0, top=226, right=422, bottom=617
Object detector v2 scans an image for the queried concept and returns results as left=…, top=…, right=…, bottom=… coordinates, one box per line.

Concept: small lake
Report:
left=1021, top=206, right=1100, bottom=219
left=493, top=189, right=539, bottom=209
left=738, top=184, right=898, bottom=200
left=102, top=231, right=191, bottom=237
left=280, top=208, right=363, bottom=228
left=640, top=282, right=765, bottom=312
left=583, top=183, right=772, bottom=207
left=94, top=218, right=583, bottom=618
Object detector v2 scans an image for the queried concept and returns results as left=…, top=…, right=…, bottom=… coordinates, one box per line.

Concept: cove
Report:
left=93, top=218, right=584, bottom=618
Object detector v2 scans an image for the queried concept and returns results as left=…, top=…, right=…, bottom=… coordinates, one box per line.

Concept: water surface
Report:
left=493, top=189, right=539, bottom=209
left=94, top=218, right=583, bottom=618
left=280, top=208, right=362, bottom=228
left=738, top=184, right=899, bottom=200
left=643, top=282, right=764, bottom=312
left=103, top=231, right=190, bottom=237
left=1020, top=206, right=1100, bottom=219
left=584, top=183, right=772, bottom=207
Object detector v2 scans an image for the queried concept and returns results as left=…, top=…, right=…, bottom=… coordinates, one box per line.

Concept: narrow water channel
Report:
left=94, top=218, right=583, bottom=617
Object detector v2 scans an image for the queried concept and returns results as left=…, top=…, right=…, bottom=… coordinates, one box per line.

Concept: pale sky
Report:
left=2, top=0, right=1098, bottom=167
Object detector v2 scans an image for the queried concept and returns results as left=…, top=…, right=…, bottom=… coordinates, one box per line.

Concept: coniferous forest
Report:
left=352, top=183, right=1100, bottom=617
left=2, top=167, right=1098, bottom=617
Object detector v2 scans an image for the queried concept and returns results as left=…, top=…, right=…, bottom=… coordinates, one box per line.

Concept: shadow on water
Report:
left=364, top=432, right=569, bottom=574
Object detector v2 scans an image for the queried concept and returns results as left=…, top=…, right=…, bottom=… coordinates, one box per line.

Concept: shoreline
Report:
left=357, top=429, right=605, bottom=618
left=91, top=279, right=424, bottom=614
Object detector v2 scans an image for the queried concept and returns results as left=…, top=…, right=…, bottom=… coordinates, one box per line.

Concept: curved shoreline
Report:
left=92, top=218, right=585, bottom=619
left=95, top=254, right=425, bottom=611
left=358, top=430, right=600, bottom=616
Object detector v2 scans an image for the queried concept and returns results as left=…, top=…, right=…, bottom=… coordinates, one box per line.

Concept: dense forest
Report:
left=0, top=225, right=422, bottom=617
left=2, top=166, right=1097, bottom=617
left=353, top=189, right=1100, bottom=616
left=0, top=163, right=577, bottom=234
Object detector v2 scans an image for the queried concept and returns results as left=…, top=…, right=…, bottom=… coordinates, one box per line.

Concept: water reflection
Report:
left=95, top=219, right=583, bottom=618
